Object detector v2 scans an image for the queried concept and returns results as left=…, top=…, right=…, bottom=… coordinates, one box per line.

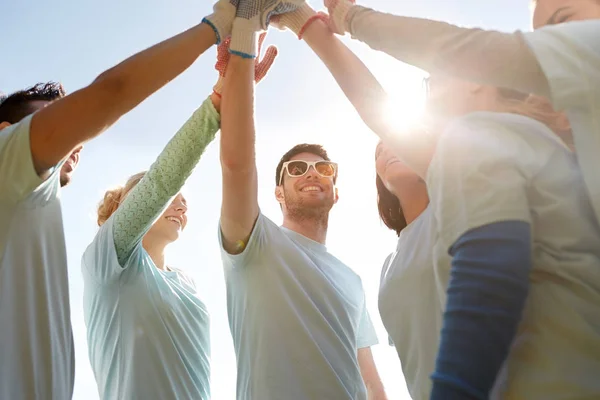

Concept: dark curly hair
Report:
left=0, top=82, right=65, bottom=124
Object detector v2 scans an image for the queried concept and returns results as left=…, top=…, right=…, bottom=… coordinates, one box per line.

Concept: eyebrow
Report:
left=546, top=6, right=568, bottom=25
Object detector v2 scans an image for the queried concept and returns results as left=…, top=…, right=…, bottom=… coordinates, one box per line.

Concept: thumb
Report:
left=255, top=45, right=278, bottom=83
left=270, top=15, right=286, bottom=31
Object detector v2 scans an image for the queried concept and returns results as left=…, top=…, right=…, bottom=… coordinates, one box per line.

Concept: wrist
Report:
left=279, top=5, right=316, bottom=37
left=330, top=0, right=356, bottom=34
left=210, top=92, right=222, bottom=112
left=202, top=2, right=236, bottom=44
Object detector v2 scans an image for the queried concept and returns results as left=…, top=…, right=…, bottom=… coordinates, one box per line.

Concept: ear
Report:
left=334, top=187, right=339, bottom=204
left=0, top=121, right=11, bottom=131
left=274, top=186, right=285, bottom=205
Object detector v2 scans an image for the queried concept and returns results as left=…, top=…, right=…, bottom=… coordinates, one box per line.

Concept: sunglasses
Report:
left=279, top=160, right=338, bottom=185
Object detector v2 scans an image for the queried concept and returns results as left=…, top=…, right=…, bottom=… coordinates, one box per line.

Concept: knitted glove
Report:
left=230, top=0, right=305, bottom=58
left=202, top=0, right=239, bottom=44
left=270, top=3, right=329, bottom=39
left=323, top=0, right=355, bottom=35
left=213, top=32, right=279, bottom=96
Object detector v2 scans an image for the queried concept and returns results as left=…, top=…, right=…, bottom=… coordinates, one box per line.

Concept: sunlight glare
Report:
left=383, top=88, right=426, bottom=135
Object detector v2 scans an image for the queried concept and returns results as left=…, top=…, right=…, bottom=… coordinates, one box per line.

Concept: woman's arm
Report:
left=112, top=96, right=220, bottom=265
left=324, top=1, right=550, bottom=99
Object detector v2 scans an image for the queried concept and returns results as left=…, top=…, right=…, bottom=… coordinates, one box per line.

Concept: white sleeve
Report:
left=0, top=115, right=44, bottom=204
left=523, top=20, right=600, bottom=110
left=523, top=20, right=600, bottom=227
left=426, top=114, right=539, bottom=249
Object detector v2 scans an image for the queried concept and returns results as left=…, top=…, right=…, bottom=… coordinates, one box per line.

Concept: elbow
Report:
left=92, top=69, right=127, bottom=103
left=220, top=154, right=256, bottom=177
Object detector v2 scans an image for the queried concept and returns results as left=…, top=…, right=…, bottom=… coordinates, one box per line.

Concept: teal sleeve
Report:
left=112, top=96, right=220, bottom=265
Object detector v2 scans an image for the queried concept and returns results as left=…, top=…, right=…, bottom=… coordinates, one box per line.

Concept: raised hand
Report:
left=323, top=0, right=355, bottom=35
left=213, top=32, right=279, bottom=96
left=270, top=3, right=328, bottom=39
left=230, top=0, right=306, bottom=58
left=202, top=0, right=240, bottom=44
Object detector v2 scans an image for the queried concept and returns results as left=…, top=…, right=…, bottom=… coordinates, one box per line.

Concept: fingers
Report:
left=215, top=36, right=232, bottom=75
left=255, top=45, right=279, bottom=83
left=256, top=31, right=268, bottom=55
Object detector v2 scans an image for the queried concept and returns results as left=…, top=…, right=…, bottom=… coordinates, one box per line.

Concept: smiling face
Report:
left=375, top=141, right=421, bottom=196
left=145, top=193, right=188, bottom=244
left=276, top=152, right=339, bottom=221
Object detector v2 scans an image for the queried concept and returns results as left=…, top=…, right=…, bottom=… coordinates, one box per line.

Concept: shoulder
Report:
left=432, top=112, right=555, bottom=169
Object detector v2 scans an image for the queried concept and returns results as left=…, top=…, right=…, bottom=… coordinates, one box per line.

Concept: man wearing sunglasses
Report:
left=218, top=38, right=385, bottom=399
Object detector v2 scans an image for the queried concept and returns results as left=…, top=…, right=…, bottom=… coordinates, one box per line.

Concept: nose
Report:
left=305, top=166, right=319, bottom=179
left=173, top=200, right=187, bottom=214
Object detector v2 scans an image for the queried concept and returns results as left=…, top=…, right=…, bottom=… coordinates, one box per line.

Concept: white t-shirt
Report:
left=378, top=205, right=445, bottom=400
left=427, top=111, right=600, bottom=399
left=0, top=115, right=75, bottom=399
left=524, top=20, right=600, bottom=225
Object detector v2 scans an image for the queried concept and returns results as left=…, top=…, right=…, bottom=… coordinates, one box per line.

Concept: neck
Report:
left=394, top=178, right=429, bottom=226
left=282, top=214, right=329, bottom=244
left=142, top=235, right=168, bottom=270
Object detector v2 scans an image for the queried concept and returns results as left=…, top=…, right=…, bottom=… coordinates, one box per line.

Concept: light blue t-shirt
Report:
left=378, top=205, right=442, bottom=400
left=82, top=216, right=211, bottom=400
left=219, top=213, right=378, bottom=400
left=0, top=115, right=75, bottom=399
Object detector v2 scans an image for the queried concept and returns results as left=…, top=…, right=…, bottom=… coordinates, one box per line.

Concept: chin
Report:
left=165, top=230, right=181, bottom=243
left=59, top=174, right=72, bottom=188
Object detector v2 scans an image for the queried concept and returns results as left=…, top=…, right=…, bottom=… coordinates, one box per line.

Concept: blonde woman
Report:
left=274, top=6, right=600, bottom=399
left=81, top=35, right=277, bottom=400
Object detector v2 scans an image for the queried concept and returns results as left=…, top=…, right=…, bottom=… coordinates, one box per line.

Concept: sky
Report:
left=1, top=0, right=530, bottom=398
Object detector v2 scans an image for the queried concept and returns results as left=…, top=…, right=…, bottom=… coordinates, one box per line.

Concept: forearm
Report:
left=346, top=6, right=550, bottom=98
left=302, top=19, right=432, bottom=177
left=366, top=383, right=388, bottom=400
left=219, top=54, right=259, bottom=253
left=31, top=23, right=217, bottom=174
left=357, top=347, right=387, bottom=400
left=113, top=95, right=220, bottom=264
left=220, top=55, right=256, bottom=171
left=303, top=19, right=388, bottom=134
left=431, top=221, right=531, bottom=400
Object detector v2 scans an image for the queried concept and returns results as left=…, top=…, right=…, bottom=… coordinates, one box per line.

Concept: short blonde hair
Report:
left=97, top=172, right=146, bottom=226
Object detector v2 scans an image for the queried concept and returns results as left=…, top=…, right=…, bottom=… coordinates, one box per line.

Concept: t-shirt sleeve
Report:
left=426, top=114, right=537, bottom=250
left=523, top=20, right=600, bottom=111
left=82, top=216, right=141, bottom=284
left=218, top=211, right=270, bottom=268
left=0, top=115, right=46, bottom=205
left=357, top=294, right=379, bottom=349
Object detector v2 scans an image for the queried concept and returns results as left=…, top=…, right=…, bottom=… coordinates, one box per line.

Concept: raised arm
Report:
left=29, top=1, right=238, bottom=179
left=218, top=18, right=279, bottom=254
left=273, top=7, right=433, bottom=176
left=219, top=53, right=259, bottom=254
left=112, top=95, right=221, bottom=265
left=324, top=1, right=550, bottom=99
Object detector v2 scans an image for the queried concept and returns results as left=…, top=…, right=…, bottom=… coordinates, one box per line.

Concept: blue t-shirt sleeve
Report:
left=82, top=216, right=140, bottom=283
left=430, top=221, right=532, bottom=400
left=218, top=211, right=269, bottom=268
left=357, top=293, right=379, bottom=349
